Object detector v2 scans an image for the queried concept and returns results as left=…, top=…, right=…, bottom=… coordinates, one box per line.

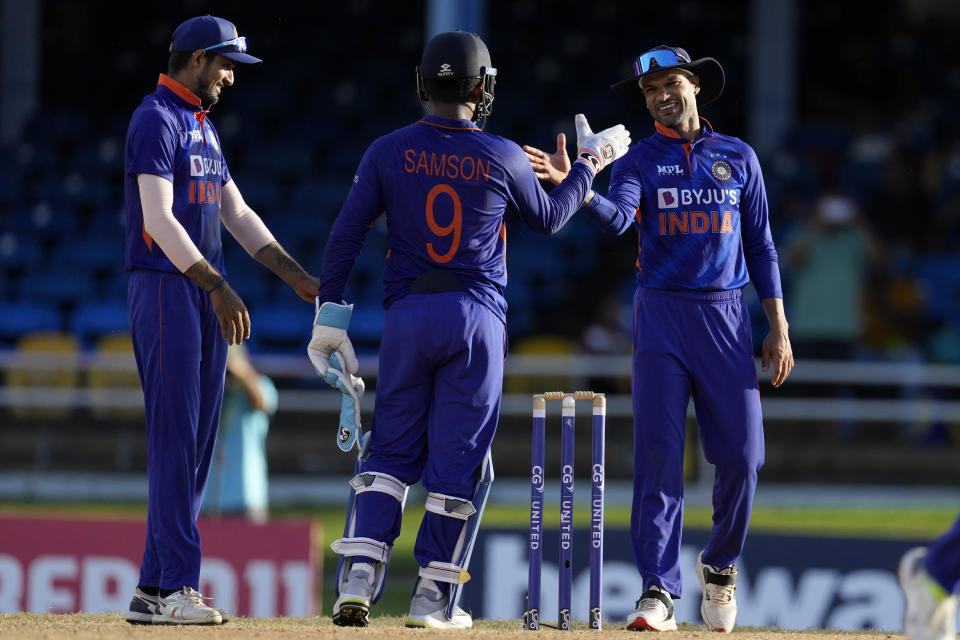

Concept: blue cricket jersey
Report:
left=318, top=114, right=595, bottom=322
left=583, top=119, right=782, bottom=299
left=124, top=74, right=232, bottom=275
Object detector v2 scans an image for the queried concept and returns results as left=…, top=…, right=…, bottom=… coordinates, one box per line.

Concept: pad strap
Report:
left=637, top=588, right=674, bottom=616
left=425, top=492, right=477, bottom=520
left=330, top=537, right=389, bottom=562
left=418, top=561, right=471, bottom=585
left=704, top=569, right=738, bottom=587
left=349, top=471, right=407, bottom=503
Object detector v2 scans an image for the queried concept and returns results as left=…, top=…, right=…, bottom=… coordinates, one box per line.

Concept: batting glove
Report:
left=326, top=351, right=365, bottom=452
left=308, top=299, right=359, bottom=383
left=574, top=114, right=631, bottom=175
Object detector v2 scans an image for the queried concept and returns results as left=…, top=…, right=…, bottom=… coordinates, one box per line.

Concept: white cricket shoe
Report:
left=626, top=585, right=677, bottom=631
left=404, top=578, right=472, bottom=629
left=333, top=562, right=376, bottom=627
left=697, top=550, right=738, bottom=632
left=125, top=587, right=159, bottom=624
left=899, top=547, right=959, bottom=640
left=155, top=586, right=222, bottom=625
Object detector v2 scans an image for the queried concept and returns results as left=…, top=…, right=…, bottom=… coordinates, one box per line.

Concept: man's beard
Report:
left=200, top=93, right=220, bottom=107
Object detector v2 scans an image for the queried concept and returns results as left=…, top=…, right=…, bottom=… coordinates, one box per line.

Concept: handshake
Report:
left=524, top=114, right=631, bottom=184
left=574, top=113, right=631, bottom=175
left=307, top=300, right=365, bottom=452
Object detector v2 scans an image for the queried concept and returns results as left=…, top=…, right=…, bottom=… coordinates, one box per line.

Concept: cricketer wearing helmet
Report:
left=526, top=45, right=793, bottom=633
left=308, top=30, right=630, bottom=629
left=123, top=15, right=320, bottom=625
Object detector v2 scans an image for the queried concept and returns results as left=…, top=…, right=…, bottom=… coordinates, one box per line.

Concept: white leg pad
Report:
left=425, top=492, right=477, bottom=520
left=349, top=471, right=408, bottom=503
left=418, top=561, right=470, bottom=585
left=330, top=537, right=390, bottom=562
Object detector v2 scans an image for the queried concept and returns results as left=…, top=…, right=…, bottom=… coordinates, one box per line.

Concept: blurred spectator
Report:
left=785, top=192, right=881, bottom=359
left=578, top=291, right=632, bottom=394
left=202, top=345, right=277, bottom=523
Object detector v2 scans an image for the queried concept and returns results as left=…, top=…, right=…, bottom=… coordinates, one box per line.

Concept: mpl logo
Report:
left=657, top=164, right=684, bottom=176
left=657, top=188, right=679, bottom=208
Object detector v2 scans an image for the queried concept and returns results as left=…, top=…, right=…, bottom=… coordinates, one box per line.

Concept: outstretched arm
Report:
left=511, top=115, right=630, bottom=235
left=254, top=242, right=320, bottom=303
left=221, top=180, right=320, bottom=303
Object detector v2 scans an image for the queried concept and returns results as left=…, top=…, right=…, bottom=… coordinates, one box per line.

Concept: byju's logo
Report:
left=657, top=188, right=679, bottom=208
left=190, top=155, right=204, bottom=177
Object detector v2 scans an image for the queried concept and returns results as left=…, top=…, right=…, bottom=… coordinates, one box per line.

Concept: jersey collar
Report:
left=654, top=116, right=714, bottom=143
left=417, top=114, right=481, bottom=132
left=157, top=74, right=203, bottom=110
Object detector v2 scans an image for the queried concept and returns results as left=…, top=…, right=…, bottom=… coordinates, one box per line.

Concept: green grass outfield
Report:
left=2, top=500, right=955, bottom=617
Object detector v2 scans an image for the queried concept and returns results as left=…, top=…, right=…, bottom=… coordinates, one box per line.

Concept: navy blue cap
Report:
left=171, top=15, right=262, bottom=64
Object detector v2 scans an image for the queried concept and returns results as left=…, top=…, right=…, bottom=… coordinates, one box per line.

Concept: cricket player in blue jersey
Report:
left=900, top=519, right=960, bottom=640
left=307, top=30, right=630, bottom=629
left=123, top=15, right=320, bottom=625
left=526, top=45, right=794, bottom=632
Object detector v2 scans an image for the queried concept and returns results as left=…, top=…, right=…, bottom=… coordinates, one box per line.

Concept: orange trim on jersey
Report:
left=654, top=116, right=712, bottom=139
left=634, top=207, right=642, bottom=270
left=417, top=119, right=481, bottom=132
left=142, top=220, right=153, bottom=251
left=157, top=74, right=202, bottom=107
left=499, top=221, right=507, bottom=275
left=654, top=121, right=682, bottom=138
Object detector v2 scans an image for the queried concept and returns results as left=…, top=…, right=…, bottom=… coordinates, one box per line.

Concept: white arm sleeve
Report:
left=220, top=180, right=276, bottom=256
left=137, top=174, right=205, bottom=273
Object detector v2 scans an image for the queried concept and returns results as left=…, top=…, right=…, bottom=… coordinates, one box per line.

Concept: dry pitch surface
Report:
left=0, top=614, right=901, bottom=639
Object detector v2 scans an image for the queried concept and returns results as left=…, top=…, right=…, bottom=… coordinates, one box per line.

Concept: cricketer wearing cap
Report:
left=526, top=45, right=793, bottom=633
left=123, top=15, right=320, bottom=625
left=309, top=31, right=630, bottom=629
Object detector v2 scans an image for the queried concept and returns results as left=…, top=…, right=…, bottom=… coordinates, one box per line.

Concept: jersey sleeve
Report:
left=127, top=107, right=179, bottom=181
left=502, top=142, right=594, bottom=235
left=317, top=141, right=385, bottom=304
left=581, top=154, right=643, bottom=235
left=740, top=145, right=782, bottom=300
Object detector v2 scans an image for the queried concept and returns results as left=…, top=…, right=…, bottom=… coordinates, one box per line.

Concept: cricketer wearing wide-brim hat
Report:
left=524, top=43, right=794, bottom=634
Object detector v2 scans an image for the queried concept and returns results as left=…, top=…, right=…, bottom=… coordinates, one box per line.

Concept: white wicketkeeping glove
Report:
left=573, top=113, right=631, bottom=175
left=308, top=299, right=359, bottom=382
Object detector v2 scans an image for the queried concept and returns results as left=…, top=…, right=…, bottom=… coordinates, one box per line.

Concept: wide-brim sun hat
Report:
left=611, top=45, right=724, bottom=108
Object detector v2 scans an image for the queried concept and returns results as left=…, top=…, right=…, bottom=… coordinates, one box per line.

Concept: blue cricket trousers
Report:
left=631, top=287, right=764, bottom=598
left=128, top=270, right=227, bottom=590
left=353, top=292, right=505, bottom=572
left=927, top=513, right=960, bottom=594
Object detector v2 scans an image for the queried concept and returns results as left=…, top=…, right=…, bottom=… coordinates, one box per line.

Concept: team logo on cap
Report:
left=711, top=160, right=733, bottom=181
left=438, top=63, right=454, bottom=77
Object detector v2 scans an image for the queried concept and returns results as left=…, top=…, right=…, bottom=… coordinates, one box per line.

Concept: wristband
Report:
left=577, top=150, right=602, bottom=174
left=206, top=277, right=226, bottom=293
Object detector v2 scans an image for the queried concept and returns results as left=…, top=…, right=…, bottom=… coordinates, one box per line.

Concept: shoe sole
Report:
left=124, top=613, right=155, bottom=625
left=152, top=616, right=222, bottom=625
left=697, top=551, right=734, bottom=633
left=626, top=616, right=677, bottom=632
left=404, top=618, right=472, bottom=629
left=333, top=603, right=370, bottom=627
